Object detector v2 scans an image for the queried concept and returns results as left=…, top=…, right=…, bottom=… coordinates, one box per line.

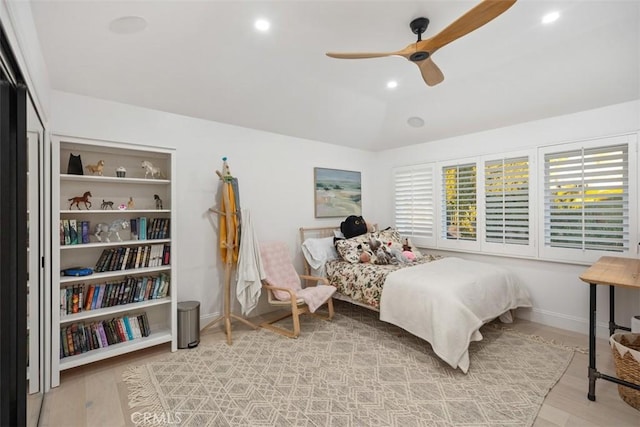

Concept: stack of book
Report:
left=130, top=217, right=170, bottom=240
left=60, top=312, right=151, bottom=358
left=60, top=219, right=90, bottom=245
left=94, top=243, right=170, bottom=272
left=60, top=274, right=170, bottom=316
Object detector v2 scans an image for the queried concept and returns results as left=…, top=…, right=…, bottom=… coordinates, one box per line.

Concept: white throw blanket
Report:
left=236, top=209, right=265, bottom=315
left=380, top=257, right=532, bottom=373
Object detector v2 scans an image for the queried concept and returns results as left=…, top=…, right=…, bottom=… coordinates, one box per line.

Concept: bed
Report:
left=299, top=226, right=532, bottom=373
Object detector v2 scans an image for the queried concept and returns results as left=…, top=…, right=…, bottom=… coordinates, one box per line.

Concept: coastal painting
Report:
left=314, top=167, right=362, bottom=218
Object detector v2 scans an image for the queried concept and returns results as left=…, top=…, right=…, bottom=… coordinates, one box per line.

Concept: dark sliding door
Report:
left=0, top=32, right=28, bottom=427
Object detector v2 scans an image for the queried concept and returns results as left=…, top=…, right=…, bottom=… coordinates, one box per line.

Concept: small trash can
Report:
left=178, top=301, right=200, bottom=349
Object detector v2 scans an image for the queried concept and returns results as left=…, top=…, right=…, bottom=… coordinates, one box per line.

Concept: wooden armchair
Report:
left=259, top=241, right=335, bottom=338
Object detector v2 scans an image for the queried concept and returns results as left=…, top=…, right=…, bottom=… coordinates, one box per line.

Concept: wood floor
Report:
left=38, top=314, right=639, bottom=427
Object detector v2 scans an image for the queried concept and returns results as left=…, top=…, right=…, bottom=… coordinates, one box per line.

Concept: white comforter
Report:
left=379, top=257, right=532, bottom=373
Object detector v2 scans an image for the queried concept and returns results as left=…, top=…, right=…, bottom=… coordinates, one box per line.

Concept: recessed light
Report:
left=255, top=19, right=270, bottom=32
left=407, top=117, right=425, bottom=128
left=108, top=16, right=147, bottom=34
left=387, top=80, right=398, bottom=89
left=542, top=11, right=560, bottom=25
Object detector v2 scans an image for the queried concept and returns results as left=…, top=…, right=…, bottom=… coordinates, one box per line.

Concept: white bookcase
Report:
left=51, top=134, right=177, bottom=387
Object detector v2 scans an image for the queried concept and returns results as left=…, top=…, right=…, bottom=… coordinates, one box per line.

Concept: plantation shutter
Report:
left=393, top=164, right=434, bottom=246
left=484, top=156, right=529, bottom=245
left=543, top=144, right=629, bottom=252
left=442, top=163, right=476, bottom=241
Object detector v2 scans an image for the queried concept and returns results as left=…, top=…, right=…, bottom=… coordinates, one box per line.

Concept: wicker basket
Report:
left=610, top=333, right=640, bottom=411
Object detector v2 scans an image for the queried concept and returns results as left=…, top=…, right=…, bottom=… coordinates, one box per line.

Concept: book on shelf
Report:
left=163, top=218, right=170, bottom=239
left=60, top=274, right=171, bottom=316
left=69, top=219, right=79, bottom=245
left=130, top=218, right=138, bottom=240
left=163, top=243, right=171, bottom=265
left=81, top=221, right=90, bottom=244
left=60, top=312, right=153, bottom=358
left=143, top=245, right=151, bottom=267
left=84, top=285, right=95, bottom=311
left=62, top=219, right=71, bottom=245
left=121, top=247, right=131, bottom=270
left=134, top=246, right=143, bottom=269
left=139, top=217, right=147, bottom=241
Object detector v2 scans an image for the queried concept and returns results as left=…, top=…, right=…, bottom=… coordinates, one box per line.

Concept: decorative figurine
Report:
left=141, top=160, right=163, bottom=179
left=116, top=166, right=126, bottom=178
left=68, top=191, right=92, bottom=210
left=127, top=197, right=135, bottom=210
left=154, top=194, right=163, bottom=210
left=85, top=160, right=105, bottom=175
left=101, top=199, right=114, bottom=209
left=94, top=219, right=129, bottom=242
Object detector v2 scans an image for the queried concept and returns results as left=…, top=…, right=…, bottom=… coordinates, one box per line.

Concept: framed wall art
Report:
left=314, top=167, right=362, bottom=218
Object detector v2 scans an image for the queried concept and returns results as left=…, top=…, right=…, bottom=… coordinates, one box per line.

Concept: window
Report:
left=392, top=134, right=636, bottom=263
left=393, top=164, right=435, bottom=247
left=539, top=135, right=636, bottom=263
left=483, top=155, right=533, bottom=255
left=441, top=162, right=476, bottom=242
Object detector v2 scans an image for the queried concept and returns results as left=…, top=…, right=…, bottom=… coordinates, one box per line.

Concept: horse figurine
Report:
left=85, top=160, right=105, bottom=175
left=94, top=219, right=130, bottom=242
left=68, top=191, right=92, bottom=210
left=154, top=194, right=163, bottom=209
left=101, top=199, right=114, bottom=209
left=141, top=160, right=163, bottom=179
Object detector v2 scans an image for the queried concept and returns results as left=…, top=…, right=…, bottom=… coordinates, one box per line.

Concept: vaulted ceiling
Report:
left=30, top=0, right=640, bottom=151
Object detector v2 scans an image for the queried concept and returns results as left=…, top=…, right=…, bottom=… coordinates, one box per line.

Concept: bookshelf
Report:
left=51, top=135, right=177, bottom=387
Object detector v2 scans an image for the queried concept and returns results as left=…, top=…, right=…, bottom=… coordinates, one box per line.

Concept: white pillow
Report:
left=301, top=237, right=339, bottom=273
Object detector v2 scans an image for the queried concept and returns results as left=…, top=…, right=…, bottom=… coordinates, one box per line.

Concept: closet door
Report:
left=0, top=79, right=28, bottom=427
left=26, top=97, right=45, bottom=418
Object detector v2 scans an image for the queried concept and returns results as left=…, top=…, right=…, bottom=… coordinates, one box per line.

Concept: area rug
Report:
left=123, top=302, right=574, bottom=426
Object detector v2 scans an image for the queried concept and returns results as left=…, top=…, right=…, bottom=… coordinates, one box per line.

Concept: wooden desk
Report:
left=579, top=256, right=640, bottom=401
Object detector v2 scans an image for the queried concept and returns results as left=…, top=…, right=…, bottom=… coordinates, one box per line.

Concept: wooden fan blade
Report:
left=427, top=0, right=517, bottom=51
left=416, top=58, right=444, bottom=87
left=326, top=51, right=401, bottom=59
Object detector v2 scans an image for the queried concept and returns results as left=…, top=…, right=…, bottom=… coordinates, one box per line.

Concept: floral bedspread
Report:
left=325, top=254, right=441, bottom=309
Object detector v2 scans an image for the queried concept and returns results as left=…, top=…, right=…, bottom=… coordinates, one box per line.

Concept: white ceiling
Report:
left=30, top=0, right=640, bottom=151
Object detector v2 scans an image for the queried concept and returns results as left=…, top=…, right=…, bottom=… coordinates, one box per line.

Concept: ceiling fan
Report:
left=326, top=0, right=517, bottom=87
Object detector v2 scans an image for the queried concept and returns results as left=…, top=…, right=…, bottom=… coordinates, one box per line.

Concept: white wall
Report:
left=7, top=0, right=640, bottom=339
left=374, top=100, right=640, bottom=338
left=51, top=90, right=378, bottom=324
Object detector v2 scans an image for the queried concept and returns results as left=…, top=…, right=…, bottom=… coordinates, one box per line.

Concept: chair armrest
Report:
left=262, top=283, right=298, bottom=299
left=299, top=275, right=329, bottom=287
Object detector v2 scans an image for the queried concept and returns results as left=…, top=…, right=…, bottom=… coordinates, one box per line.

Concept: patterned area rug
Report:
left=123, top=302, right=574, bottom=426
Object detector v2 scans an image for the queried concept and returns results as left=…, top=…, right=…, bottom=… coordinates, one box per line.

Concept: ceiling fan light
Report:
left=542, top=11, right=560, bottom=25
left=254, top=19, right=270, bottom=32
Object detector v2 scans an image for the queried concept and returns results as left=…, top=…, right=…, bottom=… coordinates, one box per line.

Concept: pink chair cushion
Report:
left=259, top=241, right=302, bottom=301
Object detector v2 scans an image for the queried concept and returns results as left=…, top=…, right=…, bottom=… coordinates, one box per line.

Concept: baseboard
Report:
left=199, top=311, right=221, bottom=330
left=516, top=307, right=611, bottom=339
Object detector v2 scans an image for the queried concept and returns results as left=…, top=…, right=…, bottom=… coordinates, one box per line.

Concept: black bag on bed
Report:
left=340, top=215, right=367, bottom=239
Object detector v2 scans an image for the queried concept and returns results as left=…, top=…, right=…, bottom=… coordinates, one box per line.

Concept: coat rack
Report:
left=204, top=157, right=257, bottom=344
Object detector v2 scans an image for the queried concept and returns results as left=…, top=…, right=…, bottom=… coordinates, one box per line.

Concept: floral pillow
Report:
left=375, top=228, right=402, bottom=247
left=334, top=233, right=372, bottom=264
